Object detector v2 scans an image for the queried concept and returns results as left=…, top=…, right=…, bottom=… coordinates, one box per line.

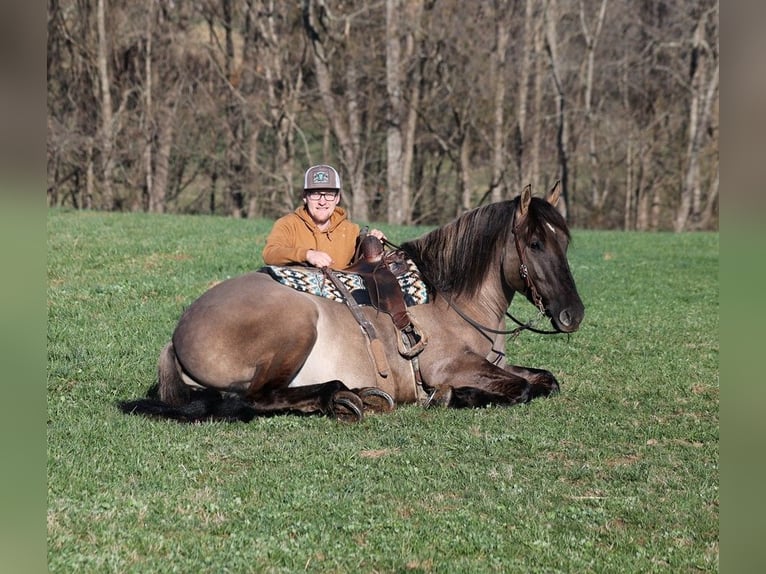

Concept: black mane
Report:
left=401, top=198, right=569, bottom=297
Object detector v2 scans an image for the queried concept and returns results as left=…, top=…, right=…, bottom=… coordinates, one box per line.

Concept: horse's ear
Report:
left=519, top=184, right=532, bottom=218
left=546, top=180, right=561, bottom=207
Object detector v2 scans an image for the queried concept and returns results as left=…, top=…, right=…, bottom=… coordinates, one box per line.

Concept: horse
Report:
left=119, top=185, right=584, bottom=423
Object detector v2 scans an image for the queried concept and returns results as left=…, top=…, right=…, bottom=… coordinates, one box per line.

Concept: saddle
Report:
left=323, top=234, right=428, bottom=361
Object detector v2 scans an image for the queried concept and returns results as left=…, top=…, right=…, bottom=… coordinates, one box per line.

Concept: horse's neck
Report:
left=454, top=272, right=510, bottom=326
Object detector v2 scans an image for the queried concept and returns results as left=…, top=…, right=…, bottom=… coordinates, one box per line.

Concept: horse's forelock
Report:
left=403, top=201, right=515, bottom=296
left=519, top=198, right=571, bottom=244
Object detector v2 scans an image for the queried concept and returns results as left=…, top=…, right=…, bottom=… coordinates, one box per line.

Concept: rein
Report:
left=444, top=301, right=554, bottom=343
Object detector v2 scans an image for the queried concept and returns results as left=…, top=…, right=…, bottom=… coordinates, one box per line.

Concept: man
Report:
left=263, top=164, right=384, bottom=270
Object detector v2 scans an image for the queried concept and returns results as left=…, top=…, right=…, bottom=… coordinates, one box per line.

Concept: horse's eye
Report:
left=529, top=240, right=543, bottom=251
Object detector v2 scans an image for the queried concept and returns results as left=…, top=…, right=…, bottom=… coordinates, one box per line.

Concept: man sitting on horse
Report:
left=263, top=164, right=385, bottom=270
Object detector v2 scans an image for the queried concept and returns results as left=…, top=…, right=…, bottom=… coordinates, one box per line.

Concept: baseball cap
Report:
left=304, top=165, right=341, bottom=190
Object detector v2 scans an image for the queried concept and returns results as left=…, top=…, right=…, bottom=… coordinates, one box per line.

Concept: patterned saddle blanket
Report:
left=259, top=258, right=430, bottom=307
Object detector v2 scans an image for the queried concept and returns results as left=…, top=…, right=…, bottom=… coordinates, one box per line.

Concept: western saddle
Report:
left=321, top=233, right=428, bottom=381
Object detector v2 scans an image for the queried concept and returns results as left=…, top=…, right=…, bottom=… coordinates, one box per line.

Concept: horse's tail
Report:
left=118, top=391, right=258, bottom=423
left=157, top=342, right=189, bottom=406
left=117, top=342, right=258, bottom=423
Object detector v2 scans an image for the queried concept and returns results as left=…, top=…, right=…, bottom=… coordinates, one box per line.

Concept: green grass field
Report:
left=47, top=210, right=718, bottom=572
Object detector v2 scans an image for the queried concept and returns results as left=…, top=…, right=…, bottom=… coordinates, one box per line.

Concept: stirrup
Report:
left=397, top=317, right=428, bottom=358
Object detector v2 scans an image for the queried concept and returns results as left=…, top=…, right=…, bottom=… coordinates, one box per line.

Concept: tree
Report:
left=96, top=0, right=115, bottom=209
left=543, top=0, right=571, bottom=219
left=384, top=0, right=423, bottom=224
left=675, top=4, right=719, bottom=231
left=249, top=0, right=305, bottom=216
left=46, top=0, right=718, bottom=231
left=302, top=0, right=384, bottom=222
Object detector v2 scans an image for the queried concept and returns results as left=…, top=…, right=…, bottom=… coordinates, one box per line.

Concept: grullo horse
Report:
left=119, top=185, right=584, bottom=422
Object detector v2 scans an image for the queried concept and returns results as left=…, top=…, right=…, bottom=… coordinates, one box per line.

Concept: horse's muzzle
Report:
left=553, top=305, right=584, bottom=333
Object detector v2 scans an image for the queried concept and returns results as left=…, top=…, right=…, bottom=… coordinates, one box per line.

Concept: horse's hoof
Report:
left=531, top=372, right=560, bottom=398
left=357, top=387, right=395, bottom=412
left=331, top=391, right=364, bottom=423
left=424, top=385, right=452, bottom=408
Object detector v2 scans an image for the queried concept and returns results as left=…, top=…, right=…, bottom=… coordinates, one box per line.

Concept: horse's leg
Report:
left=501, top=364, right=560, bottom=395
left=247, top=381, right=367, bottom=422
left=425, top=357, right=559, bottom=409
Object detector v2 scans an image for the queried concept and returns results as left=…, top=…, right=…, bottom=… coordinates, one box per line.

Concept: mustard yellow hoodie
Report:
left=262, top=206, right=360, bottom=270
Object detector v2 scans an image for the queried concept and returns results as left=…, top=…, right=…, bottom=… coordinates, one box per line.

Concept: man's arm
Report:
left=262, top=217, right=309, bottom=266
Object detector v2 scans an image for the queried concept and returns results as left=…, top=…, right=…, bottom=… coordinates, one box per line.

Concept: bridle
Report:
left=442, top=209, right=561, bottom=342
left=383, top=206, right=561, bottom=345
left=512, top=210, right=546, bottom=314
left=504, top=207, right=561, bottom=335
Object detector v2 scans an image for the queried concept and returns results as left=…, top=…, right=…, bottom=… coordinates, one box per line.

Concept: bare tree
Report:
left=302, top=0, right=384, bottom=221
left=512, top=0, right=535, bottom=193
left=96, top=0, right=115, bottom=209
left=579, top=0, right=608, bottom=216
left=249, top=0, right=305, bottom=215
left=142, top=0, right=180, bottom=214
left=489, top=0, right=511, bottom=203
left=143, top=0, right=155, bottom=211
left=46, top=0, right=718, bottom=230
left=675, top=4, right=719, bottom=231
left=384, top=0, right=424, bottom=224
left=543, top=0, right=570, bottom=219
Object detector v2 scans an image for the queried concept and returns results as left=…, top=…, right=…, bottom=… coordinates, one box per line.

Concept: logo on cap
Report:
left=312, top=170, right=331, bottom=185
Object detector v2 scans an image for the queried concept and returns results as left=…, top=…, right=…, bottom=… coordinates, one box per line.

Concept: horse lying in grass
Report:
left=120, top=185, right=584, bottom=422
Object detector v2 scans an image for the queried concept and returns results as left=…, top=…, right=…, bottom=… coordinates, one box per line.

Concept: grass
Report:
left=47, top=209, right=718, bottom=572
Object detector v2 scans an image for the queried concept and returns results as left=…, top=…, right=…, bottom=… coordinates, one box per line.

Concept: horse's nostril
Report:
left=559, top=309, right=572, bottom=327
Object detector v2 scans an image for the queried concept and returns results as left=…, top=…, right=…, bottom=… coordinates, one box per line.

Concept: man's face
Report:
left=304, top=190, right=340, bottom=226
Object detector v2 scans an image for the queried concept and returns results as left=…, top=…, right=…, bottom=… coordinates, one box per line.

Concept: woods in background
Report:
left=47, top=0, right=718, bottom=230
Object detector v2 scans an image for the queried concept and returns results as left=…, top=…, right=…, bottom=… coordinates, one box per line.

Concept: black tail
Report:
left=118, top=390, right=258, bottom=423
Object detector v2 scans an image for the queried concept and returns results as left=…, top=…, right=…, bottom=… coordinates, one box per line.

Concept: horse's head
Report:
left=506, top=184, right=585, bottom=333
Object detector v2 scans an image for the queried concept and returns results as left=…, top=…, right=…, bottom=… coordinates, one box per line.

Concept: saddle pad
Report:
left=259, top=259, right=430, bottom=307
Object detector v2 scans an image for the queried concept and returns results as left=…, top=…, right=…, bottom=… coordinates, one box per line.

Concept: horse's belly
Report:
left=288, top=306, right=375, bottom=388
left=289, top=305, right=423, bottom=403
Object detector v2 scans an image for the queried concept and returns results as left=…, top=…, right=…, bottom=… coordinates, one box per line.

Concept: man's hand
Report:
left=369, top=228, right=387, bottom=241
left=306, top=249, right=334, bottom=268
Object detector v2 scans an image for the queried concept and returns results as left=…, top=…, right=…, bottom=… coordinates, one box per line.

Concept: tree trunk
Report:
left=96, top=0, right=114, bottom=209
left=623, top=135, right=633, bottom=230
left=459, top=135, right=472, bottom=212
left=143, top=0, right=155, bottom=212
left=255, top=0, right=301, bottom=215
left=513, top=0, right=534, bottom=192
left=529, top=13, right=545, bottom=195
left=221, top=0, right=246, bottom=218
left=385, top=0, right=422, bottom=224
left=675, top=8, right=718, bottom=232
left=151, top=89, right=179, bottom=215
left=304, top=1, right=368, bottom=221
left=490, top=3, right=509, bottom=202
left=544, top=0, right=569, bottom=219
left=401, top=58, right=421, bottom=224
left=580, top=0, right=608, bottom=214
left=385, top=0, right=404, bottom=224
left=85, top=138, right=95, bottom=210
left=698, top=162, right=718, bottom=229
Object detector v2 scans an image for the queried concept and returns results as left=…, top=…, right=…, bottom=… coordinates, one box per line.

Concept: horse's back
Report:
left=177, top=271, right=316, bottom=330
